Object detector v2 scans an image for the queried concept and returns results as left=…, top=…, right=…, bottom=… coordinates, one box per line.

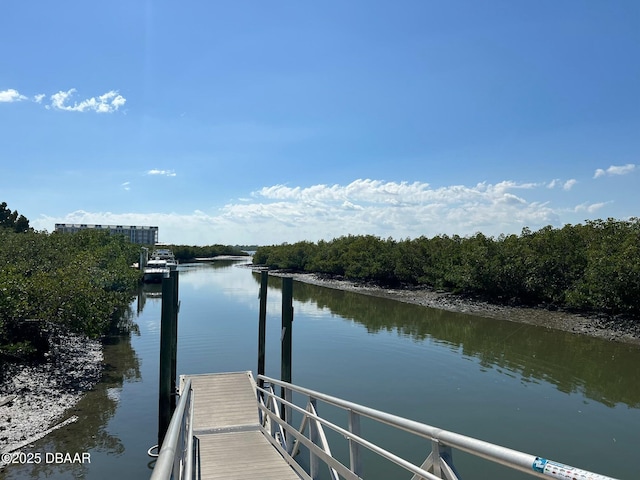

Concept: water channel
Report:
left=2, top=259, right=639, bottom=479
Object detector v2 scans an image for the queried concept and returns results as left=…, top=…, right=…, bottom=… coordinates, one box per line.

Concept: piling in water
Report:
left=158, top=270, right=179, bottom=448
left=257, top=270, right=268, bottom=393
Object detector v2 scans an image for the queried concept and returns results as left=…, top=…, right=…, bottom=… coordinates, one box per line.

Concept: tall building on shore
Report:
left=54, top=223, right=159, bottom=245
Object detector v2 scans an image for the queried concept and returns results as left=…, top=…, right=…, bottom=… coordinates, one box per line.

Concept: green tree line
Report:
left=253, top=218, right=640, bottom=316
left=1, top=222, right=142, bottom=360
left=170, top=244, right=249, bottom=261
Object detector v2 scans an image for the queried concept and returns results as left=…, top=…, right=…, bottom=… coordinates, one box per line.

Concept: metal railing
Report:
left=150, top=379, right=195, bottom=480
left=257, top=374, right=618, bottom=480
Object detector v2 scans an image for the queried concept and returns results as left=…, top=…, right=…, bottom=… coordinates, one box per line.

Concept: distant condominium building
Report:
left=54, top=223, right=159, bottom=245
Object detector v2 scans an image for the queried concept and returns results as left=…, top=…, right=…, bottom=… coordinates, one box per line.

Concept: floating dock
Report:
left=180, top=371, right=299, bottom=480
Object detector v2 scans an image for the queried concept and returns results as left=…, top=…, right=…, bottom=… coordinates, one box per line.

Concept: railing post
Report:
left=158, top=272, right=178, bottom=447
left=257, top=270, right=268, bottom=394
left=427, top=440, right=458, bottom=479
left=309, top=397, right=320, bottom=480
left=348, top=409, right=363, bottom=476
left=280, top=277, right=293, bottom=427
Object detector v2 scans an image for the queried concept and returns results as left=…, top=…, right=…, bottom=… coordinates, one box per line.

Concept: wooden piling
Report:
left=158, top=271, right=178, bottom=447
left=257, top=270, right=268, bottom=393
left=170, top=270, right=179, bottom=412
left=280, top=277, right=293, bottom=425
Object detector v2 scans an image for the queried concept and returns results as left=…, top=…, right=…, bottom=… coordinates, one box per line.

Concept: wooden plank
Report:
left=181, top=371, right=301, bottom=479
left=182, top=371, right=259, bottom=431
left=197, top=430, right=300, bottom=480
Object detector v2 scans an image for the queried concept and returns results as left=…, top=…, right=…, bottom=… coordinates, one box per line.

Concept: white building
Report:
left=54, top=224, right=159, bottom=245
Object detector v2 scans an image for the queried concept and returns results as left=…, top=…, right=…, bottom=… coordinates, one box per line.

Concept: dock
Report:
left=180, top=372, right=299, bottom=480
left=150, top=272, right=619, bottom=480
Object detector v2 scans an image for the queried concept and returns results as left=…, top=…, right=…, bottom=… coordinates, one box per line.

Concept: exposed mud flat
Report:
left=265, top=271, right=640, bottom=347
left=0, top=333, right=103, bottom=462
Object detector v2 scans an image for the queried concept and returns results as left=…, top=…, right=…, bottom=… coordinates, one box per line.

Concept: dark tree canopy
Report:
left=0, top=202, right=31, bottom=233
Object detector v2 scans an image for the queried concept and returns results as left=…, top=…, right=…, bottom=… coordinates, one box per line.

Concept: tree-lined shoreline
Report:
left=0, top=228, right=141, bottom=361
left=171, top=244, right=249, bottom=262
left=253, top=218, right=640, bottom=319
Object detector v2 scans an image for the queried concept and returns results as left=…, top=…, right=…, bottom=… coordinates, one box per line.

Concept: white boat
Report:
left=143, top=258, right=170, bottom=283
left=151, top=248, right=178, bottom=270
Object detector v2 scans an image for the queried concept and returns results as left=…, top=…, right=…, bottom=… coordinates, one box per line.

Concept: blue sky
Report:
left=1, top=1, right=638, bottom=245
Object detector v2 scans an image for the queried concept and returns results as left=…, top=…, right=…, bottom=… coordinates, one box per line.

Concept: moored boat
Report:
left=151, top=248, right=177, bottom=270
left=142, top=258, right=170, bottom=283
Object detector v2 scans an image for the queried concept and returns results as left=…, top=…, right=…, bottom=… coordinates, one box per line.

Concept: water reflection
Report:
left=2, top=305, right=142, bottom=480
left=2, top=263, right=635, bottom=480
left=253, top=273, right=640, bottom=409
left=136, top=283, right=163, bottom=314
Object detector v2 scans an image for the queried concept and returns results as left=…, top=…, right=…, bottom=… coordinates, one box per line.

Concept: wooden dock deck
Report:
left=180, top=371, right=300, bottom=480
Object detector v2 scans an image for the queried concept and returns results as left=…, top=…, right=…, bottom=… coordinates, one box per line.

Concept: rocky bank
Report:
left=0, top=333, right=103, bottom=463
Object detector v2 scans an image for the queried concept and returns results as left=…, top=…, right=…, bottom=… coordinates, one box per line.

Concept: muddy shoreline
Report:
left=0, top=334, right=103, bottom=464
left=264, top=270, right=640, bottom=347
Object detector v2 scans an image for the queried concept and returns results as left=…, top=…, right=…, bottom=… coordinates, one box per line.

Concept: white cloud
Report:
left=574, top=201, right=609, bottom=213
left=47, top=88, right=126, bottom=113
left=594, top=164, right=636, bottom=179
left=121, top=182, right=131, bottom=191
left=547, top=178, right=577, bottom=191
left=37, top=179, right=620, bottom=245
left=0, top=89, right=28, bottom=102
left=146, top=169, right=177, bottom=177
left=219, top=179, right=557, bottom=242
left=33, top=93, right=46, bottom=103
left=255, top=179, right=538, bottom=207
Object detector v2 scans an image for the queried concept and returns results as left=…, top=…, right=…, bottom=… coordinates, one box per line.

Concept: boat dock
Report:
left=182, top=372, right=299, bottom=480
left=149, top=271, right=620, bottom=480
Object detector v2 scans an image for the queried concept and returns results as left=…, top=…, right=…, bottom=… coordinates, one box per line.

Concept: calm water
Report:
left=2, top=260, right=639, bottom=479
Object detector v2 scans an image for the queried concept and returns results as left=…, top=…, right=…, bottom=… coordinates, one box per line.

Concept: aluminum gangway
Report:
left=148, top=371, right=618, bottom=480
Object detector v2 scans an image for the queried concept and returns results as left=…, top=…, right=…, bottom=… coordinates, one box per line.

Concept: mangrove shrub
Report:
left=253, top=218, right=640, bottom=316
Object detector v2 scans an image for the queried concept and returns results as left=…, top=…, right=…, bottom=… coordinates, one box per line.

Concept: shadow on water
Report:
left=1, top=305, right=142, bottom=480
left=254, top=272, right=640, bottom=409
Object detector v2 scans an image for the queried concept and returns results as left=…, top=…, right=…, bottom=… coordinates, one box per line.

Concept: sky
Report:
left=1, top=1, right=638, bottom=245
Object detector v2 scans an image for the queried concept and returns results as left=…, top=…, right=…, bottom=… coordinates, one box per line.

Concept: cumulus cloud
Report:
left=1, top=88, right=126, bottom=112
left=221, top=179, right=557, bottom=242
left=593, top=164, right=636, bottom=179
left=47, top=88, right=126, bottom=113
left=574, top=201, right=609, bottom=213
left=146, top=169, right=177, bottom=177
left=34, top=179, right=559, bottom=244
left=39, top=179, right=617, bottom=245
left=255, top=179, right=538, bottom=206
left=0, top=89, right=28, bottom=102
left=547, top=178, right=577, bottom=190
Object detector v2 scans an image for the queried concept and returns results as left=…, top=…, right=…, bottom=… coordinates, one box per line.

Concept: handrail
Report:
left=258, top=374, right=619, bottom=480
left=258, top=382, right=444, bottom=480
left=150, top=378, right=194, bottom=480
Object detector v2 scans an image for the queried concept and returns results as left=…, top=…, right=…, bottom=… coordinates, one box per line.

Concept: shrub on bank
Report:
left=0, top=228, right=141, bottom=360
left=253, top=218, right=640, bottom=316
